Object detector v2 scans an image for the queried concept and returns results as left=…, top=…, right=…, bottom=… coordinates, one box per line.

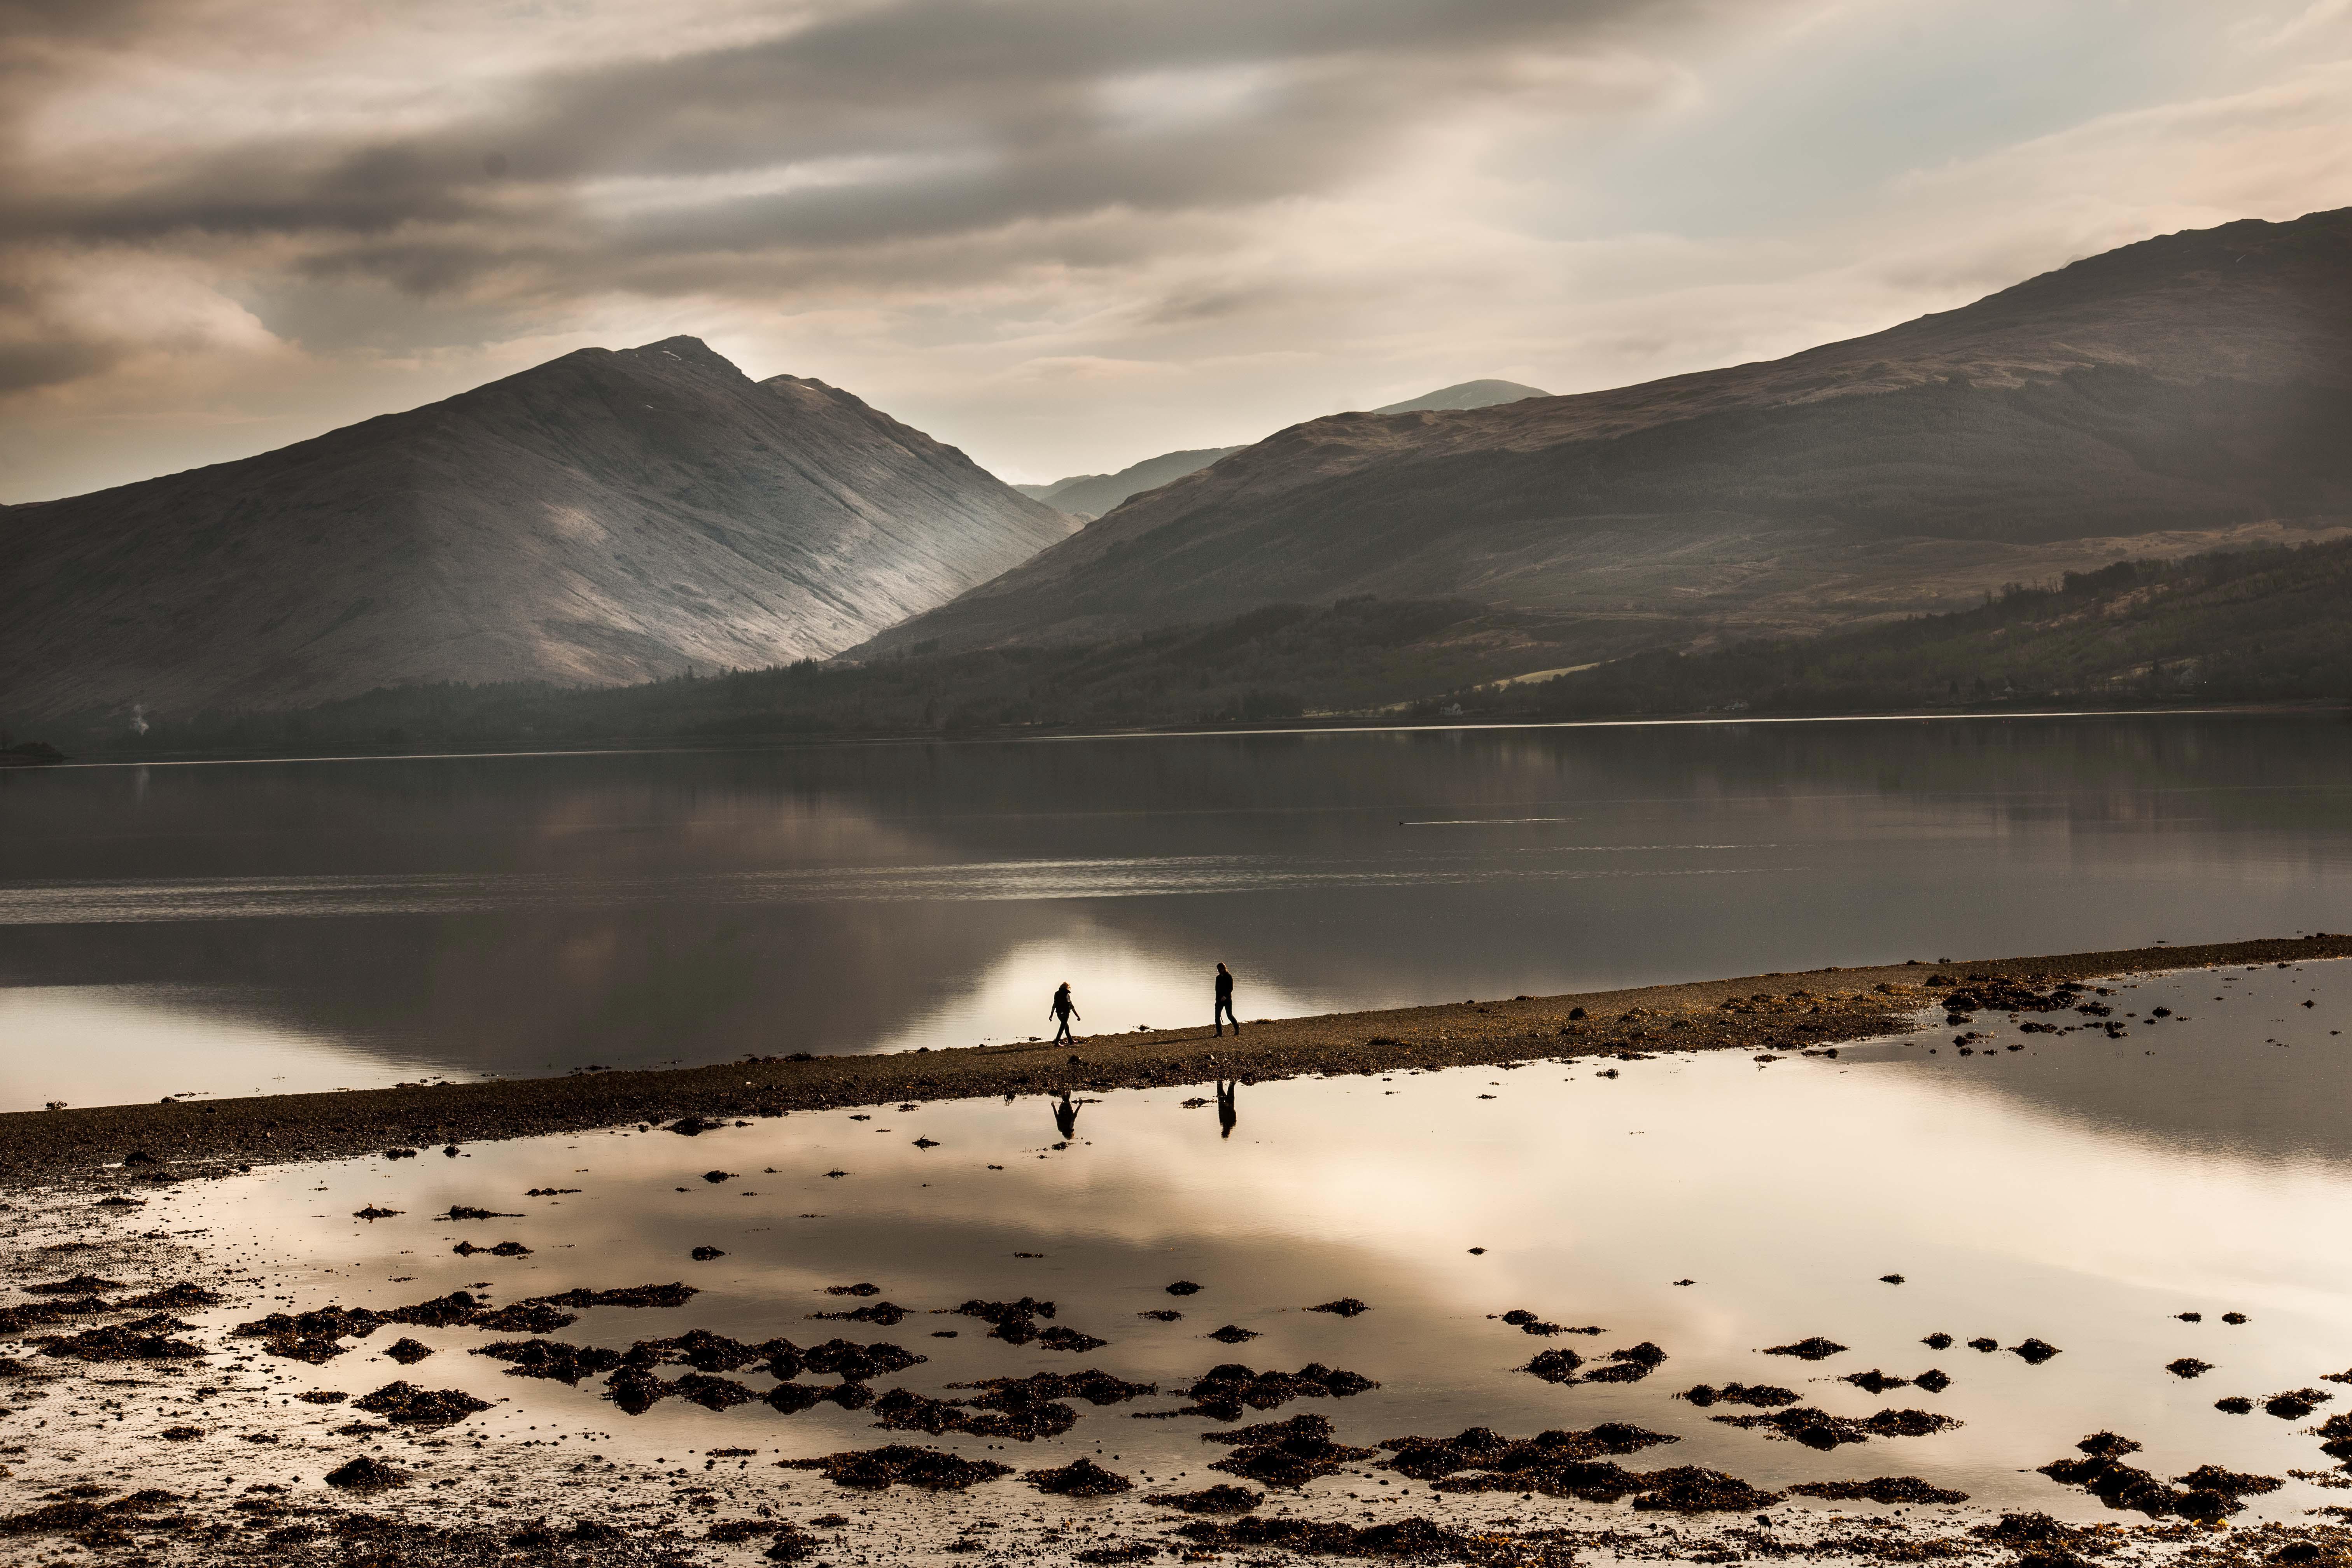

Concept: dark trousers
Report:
left=1054, top=1014, right=1076, bottom=1042
left=1215, top=998, right=1239, bottom=1033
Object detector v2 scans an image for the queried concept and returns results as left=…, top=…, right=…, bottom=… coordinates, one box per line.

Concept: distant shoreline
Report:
left=5, top=933, right=2342, bottom=1187
left=20, top=699, right=2341, bottom=773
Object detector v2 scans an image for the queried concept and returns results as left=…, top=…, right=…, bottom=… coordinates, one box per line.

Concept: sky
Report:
left=2, top=0, right=2348, bottom=502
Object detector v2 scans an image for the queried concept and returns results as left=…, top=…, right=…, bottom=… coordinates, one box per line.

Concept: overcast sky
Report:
left=3, top=0, right=2348, bottom=502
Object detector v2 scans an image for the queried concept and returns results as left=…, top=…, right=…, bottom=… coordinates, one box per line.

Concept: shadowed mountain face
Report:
left=863, top=209, right=2352, bottom=658
left=0, top=337, right=1074, bottom=719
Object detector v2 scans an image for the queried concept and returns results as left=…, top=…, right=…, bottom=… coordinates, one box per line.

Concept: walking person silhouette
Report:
left=1053, top=1089, right=1079, bottom=1140
left=1213, top=962, right=1240, bottom=1035
left=1216, top=1078, right=1238, bottom=1139
left=1050, top=981, right=1080, bottom=1044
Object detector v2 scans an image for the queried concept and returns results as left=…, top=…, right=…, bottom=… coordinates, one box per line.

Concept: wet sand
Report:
left=2, top=933, right=2343, bottom=1186
left=7, top=933, right=2352, bottom=1568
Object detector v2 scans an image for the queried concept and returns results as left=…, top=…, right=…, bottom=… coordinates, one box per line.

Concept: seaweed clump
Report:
left=350, top=1381, right=491, bottom=1427
left=1762, top=1337, right=1847, bottom=1361
left=1791, top=1477, right=1969, bottom=1504
left=2037, top=1432, right=2248, bottom=1519
left=1711, top=1407, right=1959, bottom=1451
left=1378, top=1423, right=1679, bottom=1495
left=1678, top=1383, right=1797, bottom=1409
left=1022, top=1458, right=1132, bottom=1496
left=1143, top=1484, right=1262, bottom=1514
left=1172, top=1517, right=1470, bottom=1558
left=779, top=1445, right=1013, bottom=1491
left=1204, top=1413, right=1376, bottom=1488
left=1176, top=1362, right=1378, bottom=1421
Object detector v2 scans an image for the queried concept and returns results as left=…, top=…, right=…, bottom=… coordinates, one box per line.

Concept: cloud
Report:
left=0, top=0, right=2348, bottom=499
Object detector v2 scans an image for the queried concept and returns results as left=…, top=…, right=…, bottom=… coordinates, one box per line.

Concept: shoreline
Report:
left=6, top=932, right=2343, bottom=1187
left=22, top=698, right=2336, bottom=772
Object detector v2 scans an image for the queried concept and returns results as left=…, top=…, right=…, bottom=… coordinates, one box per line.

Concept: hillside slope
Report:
left=864, top=209, right=2352, bottom=658
left=0, top=338, right=1073, bottom=718
left=1018, top=447, right=1244, bottom=520
left=1475, top=537, right=2352, bottom=719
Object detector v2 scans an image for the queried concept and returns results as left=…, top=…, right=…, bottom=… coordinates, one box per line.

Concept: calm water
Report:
left=2, top=711, right=2349, bottom=1111
left=52, top=961, right=2352, bottom=1544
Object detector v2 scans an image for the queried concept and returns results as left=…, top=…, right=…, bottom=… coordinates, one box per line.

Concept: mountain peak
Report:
left=616, top=335, right=746, bottom=376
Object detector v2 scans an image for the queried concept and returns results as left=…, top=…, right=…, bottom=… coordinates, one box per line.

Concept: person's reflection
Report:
left=1216, top=1079, right=1238, bottom=1139
left=1053, top=1089, right=1079, bottom=1141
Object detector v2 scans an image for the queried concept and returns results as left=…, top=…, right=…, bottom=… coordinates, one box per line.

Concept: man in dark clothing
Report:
left=1214, top=963, right=1239, bottom=1035
left=1050, top=982, right=1080, bottom=1044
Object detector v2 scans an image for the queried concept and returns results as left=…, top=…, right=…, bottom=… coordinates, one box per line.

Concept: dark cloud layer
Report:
left=0, top=0, right=1692, bottom=394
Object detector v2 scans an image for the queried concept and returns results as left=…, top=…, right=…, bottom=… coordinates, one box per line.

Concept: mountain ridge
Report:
left=1013, top=378, right=1549, bottom=520
left=0, top=336, right=1074, bottom=719
left=856, top=208, right=2352, bottom=660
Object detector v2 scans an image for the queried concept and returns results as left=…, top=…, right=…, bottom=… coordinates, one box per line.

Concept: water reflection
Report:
left=2, top=712, right=2348, bottom=1109
left=143, top=963, right=2352, bottom=1526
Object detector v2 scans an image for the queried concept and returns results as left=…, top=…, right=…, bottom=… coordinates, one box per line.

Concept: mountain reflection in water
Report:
left=1, top=711, right=2348, bottom=1109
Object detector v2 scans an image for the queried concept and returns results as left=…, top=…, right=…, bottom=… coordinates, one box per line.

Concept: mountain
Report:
left=1016, top=448, right=1244, bottom=520
left=1370, top=379, right=1549, bottom=414
left=860, top=209, right=2352, bottom=660
left=0, top=337, right=1074, bottom=718
left=1013, top=379, right=1547, bottom=520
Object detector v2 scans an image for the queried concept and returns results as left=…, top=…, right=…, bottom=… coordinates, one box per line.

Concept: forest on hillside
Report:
left=22, top=537, right=2349, bottom=761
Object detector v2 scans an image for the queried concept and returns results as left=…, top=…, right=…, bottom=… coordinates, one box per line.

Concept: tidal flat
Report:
left=6, top=943, right=2352, bottom=1565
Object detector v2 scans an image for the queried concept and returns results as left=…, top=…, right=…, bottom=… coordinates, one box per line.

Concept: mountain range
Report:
left=7, top=210, right=2349, bottom=735
left=1013, top=379, right=1549, bottom=520
left=0, top=338, right=1070, bottom=718
left=863, top=208, right=2352, bottom=661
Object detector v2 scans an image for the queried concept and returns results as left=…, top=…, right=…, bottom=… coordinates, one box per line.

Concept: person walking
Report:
left=1053, top=1089, right=1079, bottom=1141
left=1214, top=962, right=1239, bottom=1035
left=1050, top=981, right=1080, bottom=1044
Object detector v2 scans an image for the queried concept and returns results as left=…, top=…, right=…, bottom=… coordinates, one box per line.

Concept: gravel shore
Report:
left=5, top=933, right=2342, bottom=1187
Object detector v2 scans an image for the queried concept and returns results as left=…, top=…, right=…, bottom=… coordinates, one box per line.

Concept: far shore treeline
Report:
left=16, top=536, right=2351, bottom=761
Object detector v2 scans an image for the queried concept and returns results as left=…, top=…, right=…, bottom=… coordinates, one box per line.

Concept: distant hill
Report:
left=860, top=209, right=2352, bottom=660
left=1015, top=378, right=1547, bottom=520
left=1370, top=379, right=1549, bottom=414
left=0, top=338, right=1074, bottom=719
left=1017, top=448, right=1245, bottom=520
